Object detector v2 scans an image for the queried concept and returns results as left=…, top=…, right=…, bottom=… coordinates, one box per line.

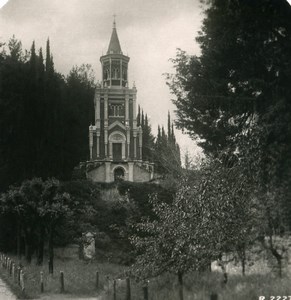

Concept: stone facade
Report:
left=83, top=20, right=154, bottom=183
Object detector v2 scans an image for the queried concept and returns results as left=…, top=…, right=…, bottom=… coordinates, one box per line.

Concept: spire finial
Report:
left=113, top=14, right=116, bottom=28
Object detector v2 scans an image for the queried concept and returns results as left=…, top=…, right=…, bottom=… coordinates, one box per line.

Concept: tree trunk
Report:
left=238, top=245, right=246, bottom=276
left=24, top=229, right=32, bottom=264
left=270, top=247, right=283, bottom=278
left=48, top=225, right=54, bottom=274
left=37, top=225, right=45, bottom=265
left=241, top=255, right=246, bottom=276
left=278, top=257, right=282, bottom=278
left=16, top=221, right=21, bottom=260
left=178, top=271, right=184, bottom=300
left=217, top=255, right=228, bottom=285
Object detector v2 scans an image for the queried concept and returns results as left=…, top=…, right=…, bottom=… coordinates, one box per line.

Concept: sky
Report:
left=0, top=0, right=204, bottom=161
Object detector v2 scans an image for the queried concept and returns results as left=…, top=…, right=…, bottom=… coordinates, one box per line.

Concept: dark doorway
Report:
left=113, top=143, right=122, bottom=160
left=114, top=167, right=125, bottom=181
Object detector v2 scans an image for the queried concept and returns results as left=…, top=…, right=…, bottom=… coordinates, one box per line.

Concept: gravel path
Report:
left=0, top=275, right=17, bottom=300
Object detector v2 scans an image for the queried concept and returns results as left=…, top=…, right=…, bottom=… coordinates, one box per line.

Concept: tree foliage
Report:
left=154, top=113, right=181, bottom=175
left=165, top=0, right=291, bottom=276
left=0, top=37, right=96, bottom=191
left=131, top=158, right=256, bottom=279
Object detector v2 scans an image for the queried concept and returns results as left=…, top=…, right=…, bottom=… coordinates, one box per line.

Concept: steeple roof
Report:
left=107, top=19, right=122, bottom=55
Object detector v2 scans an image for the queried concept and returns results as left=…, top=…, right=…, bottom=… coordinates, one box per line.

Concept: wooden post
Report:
left=210, top=292, right=218, bottom=300
left=7, top=258, right=10, bottom=274
left=12, top=263, right=15, bottom=282
left=40, top=271, right=44, bottom=293
left=143, top=281, right=149, bottom=300
left=126, top=277, right=131, bottom=300
left=60, top=271, right=65, bottom=293
left=106, top=275, right=110, bottom=295
left=113, top=279, right=116, bottom=300
left=95, top=271, right=99, bottom=289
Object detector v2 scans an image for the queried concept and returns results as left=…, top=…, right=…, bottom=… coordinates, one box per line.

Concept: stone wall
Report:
left=87, top=163, right=106, bottom=182
left=133, top=164, right=152, bottom=182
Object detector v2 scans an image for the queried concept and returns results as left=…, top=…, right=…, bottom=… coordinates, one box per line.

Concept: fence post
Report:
left=60, top=271, right=65, bottom=293
left=210, top=292, right=218, bottom=300
left=12, top=263, right=15, bottom=282
left=106, top=275, right=110, bottom=295
left=113, top=279, right=116, bottom=300
left=126, top=277, right=131, bottom=300
left=7, top=258, right=10, bottom=274
left=40, top=271, right=44, bottom=293
left=95, top=271, right=99, bottom=289
left=143, top=281, right=149, bottom=300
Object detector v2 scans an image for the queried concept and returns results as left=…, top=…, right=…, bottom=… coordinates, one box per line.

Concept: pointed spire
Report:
left=107, top=16, right=122, bottom=55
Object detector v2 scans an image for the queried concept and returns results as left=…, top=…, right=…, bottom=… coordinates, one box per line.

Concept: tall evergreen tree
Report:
left=0, top=38, right=96, bottom=190
left=166, top=0, right=291, bottom=225
left=29, top=41, right=36, bottom=77
left=141, top=109, right=145, bottom=128
left=137, top=105, right=141, bottom=127
left=167, top=111, right=171, bottom=141
left=141, top=113, right=155, bottom=161
left=154, top=119, right=181, bottom=176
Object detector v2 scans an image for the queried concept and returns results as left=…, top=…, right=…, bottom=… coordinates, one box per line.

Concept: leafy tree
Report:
left=0, top=178, right=99, bottom=272
left=167, top=0, right=291, bottom=157
left=166, top=0, right=291, bottom=269
left=38, top=178, right=72, bottom=273
left=130, top=158, right=256, bottom=297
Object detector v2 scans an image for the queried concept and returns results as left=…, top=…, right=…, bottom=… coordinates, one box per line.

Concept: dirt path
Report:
left=0, top=276, right=17, bottom=300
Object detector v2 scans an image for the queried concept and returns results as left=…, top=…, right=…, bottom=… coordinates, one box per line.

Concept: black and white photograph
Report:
left=0, top=0, right=291, bottom=299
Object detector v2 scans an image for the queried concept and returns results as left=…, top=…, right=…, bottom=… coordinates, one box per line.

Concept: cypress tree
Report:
left=30, top=41, right=36, bottom=77
left=45, top=38, right=50, bottom=72
left=45, top=38, right=54, bottom=74
left=171, top=123, right=176, bottom=144
left=37, top=48, right=45, bottom=81
left=167, top=111, right=171, bottom=142
left=137, top=105, right=141, bottom=127
left=141, top=110, right=145, bottom=128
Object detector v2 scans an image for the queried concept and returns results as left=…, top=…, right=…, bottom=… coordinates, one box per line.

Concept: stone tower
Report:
left=84, top=19, right=154, bottom=182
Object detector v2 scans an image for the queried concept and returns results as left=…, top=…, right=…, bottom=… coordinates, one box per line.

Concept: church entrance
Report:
left=113, top=143, right=122, bottom=160
left=114, top=167, right=125, bottom=181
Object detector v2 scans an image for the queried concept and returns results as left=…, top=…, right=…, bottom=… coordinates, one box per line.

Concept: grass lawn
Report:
left=1, top=253, right=291, bottom=299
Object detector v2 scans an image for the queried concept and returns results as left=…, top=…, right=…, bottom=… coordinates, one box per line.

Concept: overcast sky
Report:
left=0, top=0, right=204, bottom=159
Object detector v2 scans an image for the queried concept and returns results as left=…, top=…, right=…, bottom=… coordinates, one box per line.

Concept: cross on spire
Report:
left=113, top=14, right=116, bottom=28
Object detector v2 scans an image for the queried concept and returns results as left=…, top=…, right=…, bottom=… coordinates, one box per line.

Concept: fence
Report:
left=0, top=252, right=220, bottom=300
left=0, top=253, right=25, bottom=295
